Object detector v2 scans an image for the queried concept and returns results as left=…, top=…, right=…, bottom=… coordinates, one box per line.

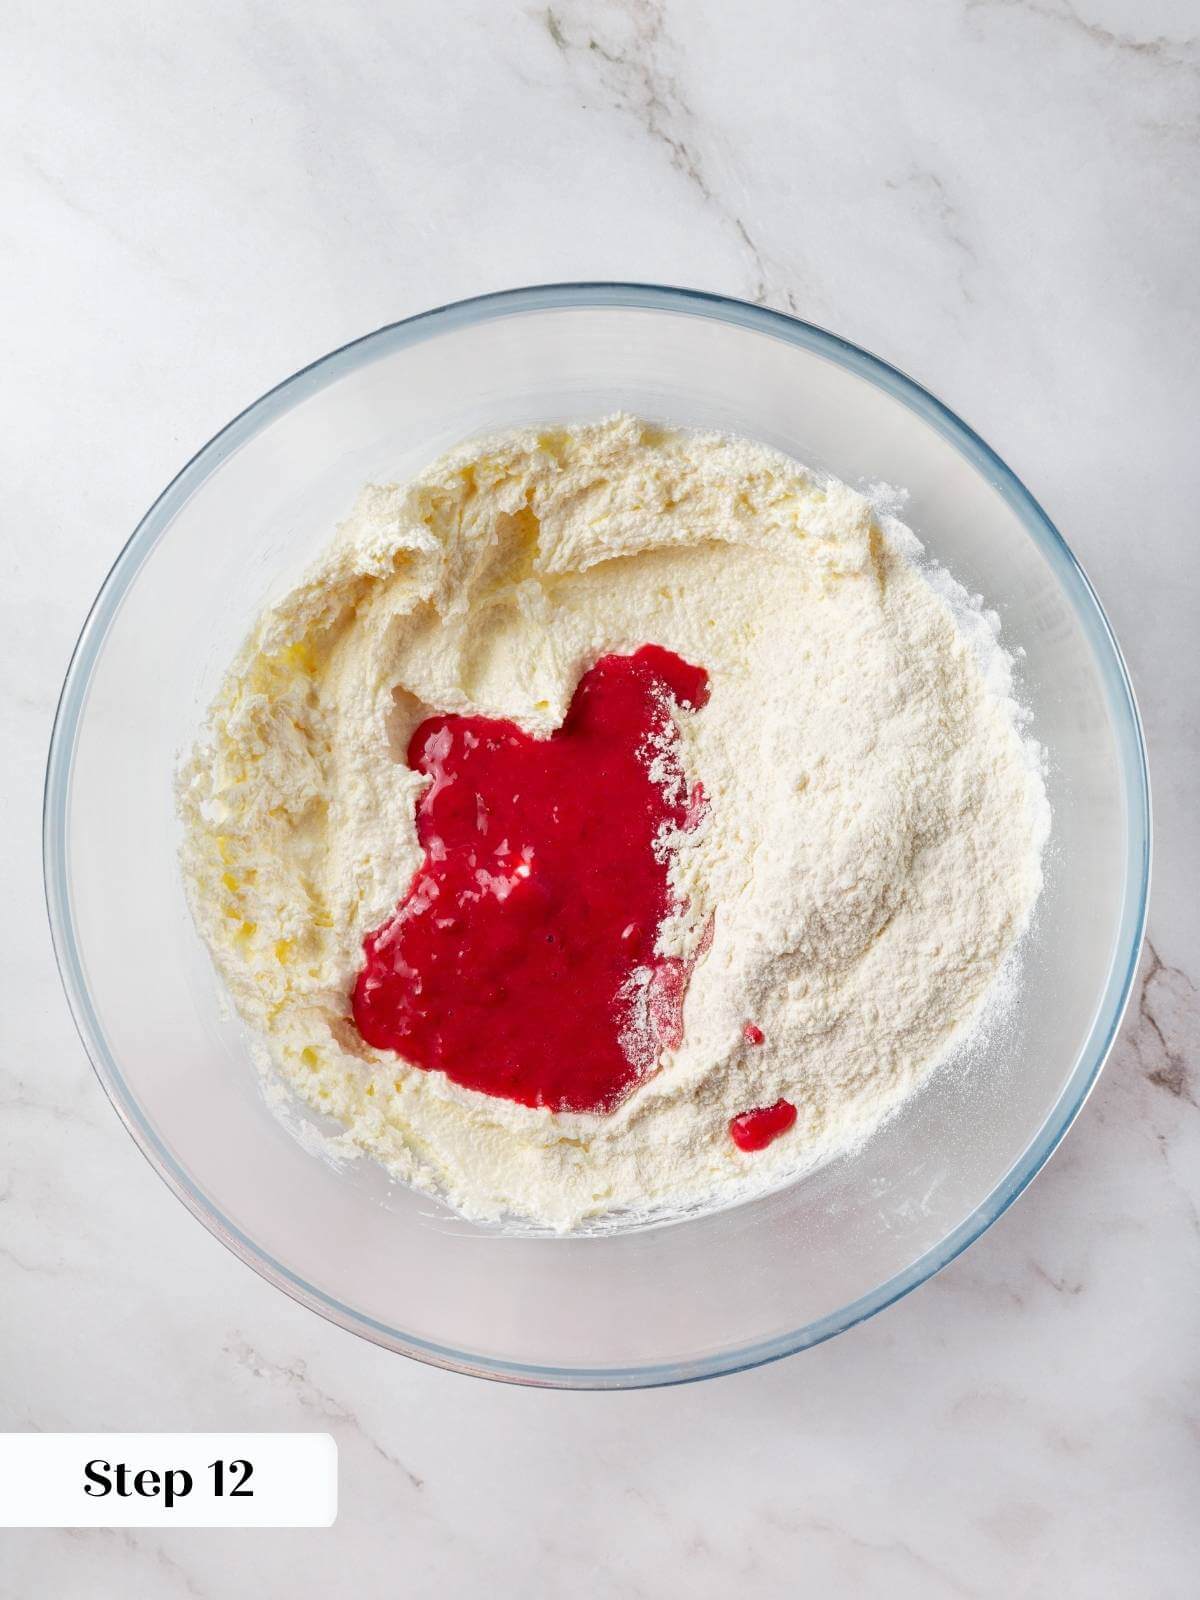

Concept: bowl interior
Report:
left=48, top=290, right=1146, bottom=1384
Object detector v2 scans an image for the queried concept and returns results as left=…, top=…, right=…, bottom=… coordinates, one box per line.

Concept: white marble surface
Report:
left=2, top=0, right=1197, bottom=1592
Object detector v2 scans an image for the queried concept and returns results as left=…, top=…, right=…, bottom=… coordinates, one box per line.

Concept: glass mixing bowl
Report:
left=44, top=285, right=1149, bottom=1387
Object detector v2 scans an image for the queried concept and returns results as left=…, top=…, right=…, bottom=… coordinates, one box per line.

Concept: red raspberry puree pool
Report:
left=352, top=646, right=709, bottom=1113
left=729, top=1099, right=797, bottom=1152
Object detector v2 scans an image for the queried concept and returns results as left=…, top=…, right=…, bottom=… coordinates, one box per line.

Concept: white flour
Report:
left=178, top=416, right=1050, bottom=1231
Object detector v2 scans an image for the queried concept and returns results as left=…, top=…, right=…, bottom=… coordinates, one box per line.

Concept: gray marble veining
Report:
left=2, top=0, right=1196, bottom=1593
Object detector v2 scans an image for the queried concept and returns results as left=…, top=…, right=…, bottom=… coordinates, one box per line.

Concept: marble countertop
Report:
left=3, top=0, right=1197, bottom=1593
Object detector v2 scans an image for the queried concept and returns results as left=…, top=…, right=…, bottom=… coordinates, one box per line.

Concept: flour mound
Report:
left=178, top=416, right=1049, bottom=1231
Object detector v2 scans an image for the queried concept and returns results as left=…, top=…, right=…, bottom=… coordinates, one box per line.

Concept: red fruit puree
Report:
left=352, top=646, right=709, bottom=1113
left=729, top=1099, right=797, bottom=1152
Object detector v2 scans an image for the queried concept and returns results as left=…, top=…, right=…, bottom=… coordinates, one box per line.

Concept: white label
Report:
left=0, top=1434, right=337, bottom=1527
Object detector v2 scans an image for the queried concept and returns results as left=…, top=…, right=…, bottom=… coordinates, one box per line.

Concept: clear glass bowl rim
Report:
left=43, top=282, right=1151, bottom=1388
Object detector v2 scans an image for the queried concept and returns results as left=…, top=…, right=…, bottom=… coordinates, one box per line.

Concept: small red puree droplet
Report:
left=352, top=646, right=710, bottom=1113
left=729, top=1099, right=797, bottom=1152
left=743, top=1022, right=765, bottom=1046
